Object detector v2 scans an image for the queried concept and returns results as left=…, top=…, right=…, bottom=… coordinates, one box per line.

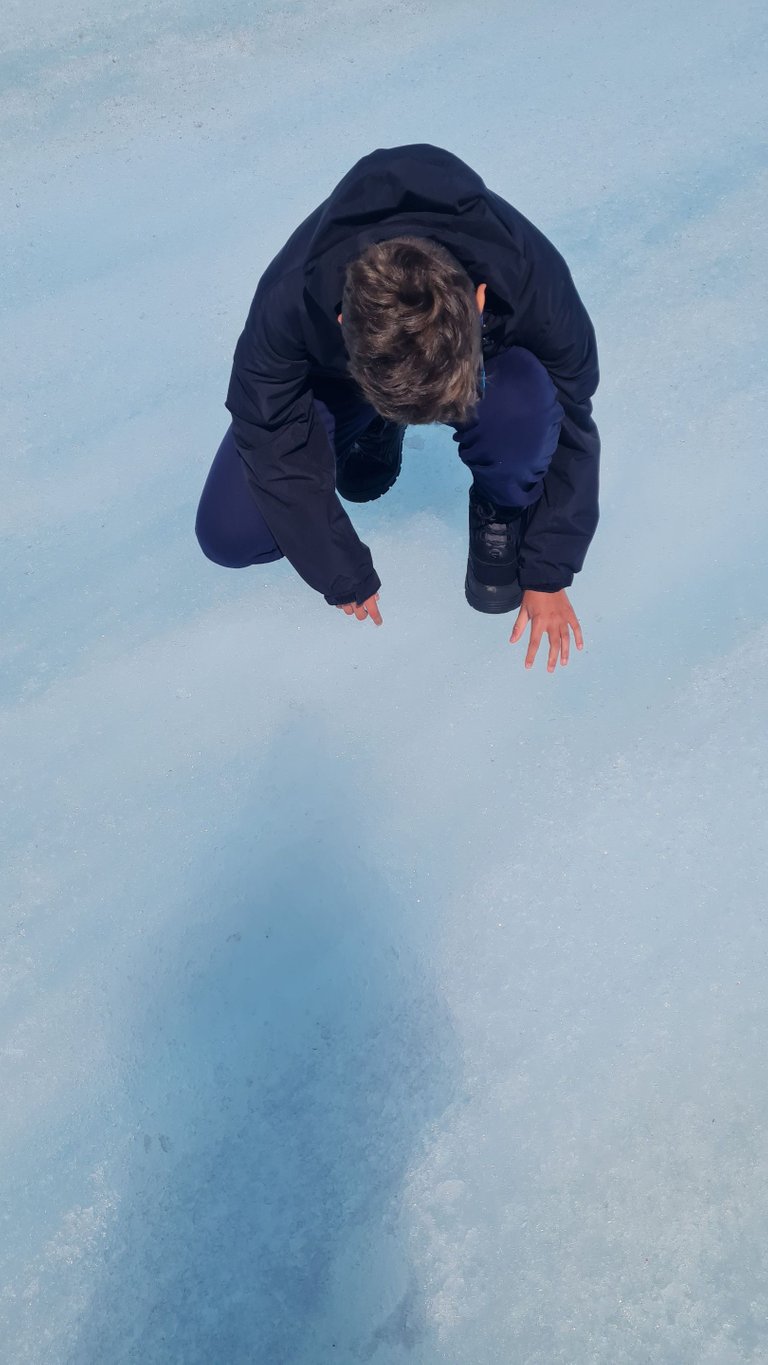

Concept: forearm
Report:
left=233, top=418, right=380, bottom=605
left=223, top=278, right=381, bottom=602
left=518, top=402, right=600, bottom=591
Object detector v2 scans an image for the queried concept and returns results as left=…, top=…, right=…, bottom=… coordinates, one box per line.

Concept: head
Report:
left=338, top=235, right=486, bottom=426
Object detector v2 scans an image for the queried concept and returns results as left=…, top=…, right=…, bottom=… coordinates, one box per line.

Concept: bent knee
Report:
left=195, top=515, right=253, bottom=569
left=492, top=350, right=562, bottom=473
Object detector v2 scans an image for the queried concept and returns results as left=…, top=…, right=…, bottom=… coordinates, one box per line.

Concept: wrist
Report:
left=323, top=568, right=381, bottom=607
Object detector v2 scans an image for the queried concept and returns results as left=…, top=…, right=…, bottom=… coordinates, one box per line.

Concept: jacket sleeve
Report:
left=225, top=278, right=381, bottom=606
left=509, top=225, right=601, bottom=593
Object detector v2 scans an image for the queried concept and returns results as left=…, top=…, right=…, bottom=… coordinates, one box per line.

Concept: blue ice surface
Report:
left=1, top=1, right=767, bottom=1361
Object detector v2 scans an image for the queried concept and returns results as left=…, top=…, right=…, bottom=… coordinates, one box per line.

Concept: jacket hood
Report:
left=303, top=143, right=530, bottom=318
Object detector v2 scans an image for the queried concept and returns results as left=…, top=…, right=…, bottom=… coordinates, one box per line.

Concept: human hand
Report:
left=510, top=589, right=583, bottom=671
left=335, top=592, right=382, bottom=625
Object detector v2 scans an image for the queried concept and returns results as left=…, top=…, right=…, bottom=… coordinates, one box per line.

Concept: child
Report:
left=196, top=144, right=600, bottom=672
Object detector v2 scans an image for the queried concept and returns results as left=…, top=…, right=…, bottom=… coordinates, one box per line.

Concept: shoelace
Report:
left=472, top=500, right=520, bottom=560
left=482, top=524, right=513, bottom=560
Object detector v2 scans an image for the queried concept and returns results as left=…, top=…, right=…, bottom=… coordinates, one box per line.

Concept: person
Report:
left=196, top=143, right=600, bottom=672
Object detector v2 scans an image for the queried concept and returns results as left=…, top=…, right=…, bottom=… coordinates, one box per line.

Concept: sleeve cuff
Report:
left=519, top=576, right=573, bottom=593
left=323, top=568, right=381, bottom=607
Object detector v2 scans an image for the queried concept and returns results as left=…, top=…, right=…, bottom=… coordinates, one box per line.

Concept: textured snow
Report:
left=1, top=1, right=767, bottom=1361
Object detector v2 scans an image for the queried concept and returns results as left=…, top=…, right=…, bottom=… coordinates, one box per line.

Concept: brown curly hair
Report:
left=340, top=235, right=483, bottom=426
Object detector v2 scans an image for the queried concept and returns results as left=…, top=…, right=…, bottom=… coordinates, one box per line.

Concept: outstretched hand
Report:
left=510, top=589, right=583, bottom=671
left=335, top=592, right=382, bottom=625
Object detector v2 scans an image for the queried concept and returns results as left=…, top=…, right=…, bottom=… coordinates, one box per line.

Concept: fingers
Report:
left=366, top=593, right=383, bottom=626
left=509, top=605, right=529, bottom=644
left=546, top=631, right=560, bottom=673
left=336, top=593, right=382, bottom=625
left=515, top=615, right=583, bottom=671
left=547, top=628, right=573, bottom=672
left=524, top=622, right=544, bottom=670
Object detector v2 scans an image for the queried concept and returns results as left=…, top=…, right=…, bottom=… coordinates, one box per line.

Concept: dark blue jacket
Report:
left=226, top=144, right=600, bottom=605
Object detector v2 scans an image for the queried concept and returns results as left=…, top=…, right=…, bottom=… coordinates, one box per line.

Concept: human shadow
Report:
left=67, top=716, right=456, bottom=1364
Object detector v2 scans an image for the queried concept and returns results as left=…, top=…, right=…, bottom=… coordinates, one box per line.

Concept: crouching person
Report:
left=197, top=143, right=600, bottom=672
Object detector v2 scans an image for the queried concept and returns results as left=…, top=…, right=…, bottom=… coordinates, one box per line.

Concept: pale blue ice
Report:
left=1, top=2, right=767, bottom=1361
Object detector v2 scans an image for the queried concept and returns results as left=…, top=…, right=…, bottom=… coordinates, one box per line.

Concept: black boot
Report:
left=465, top=486, right=525, bottom=614
left=335, top=415, right=405, bottom=503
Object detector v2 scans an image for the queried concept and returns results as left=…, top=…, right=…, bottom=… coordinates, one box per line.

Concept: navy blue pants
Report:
left=196, top=346, right=563, bottom=569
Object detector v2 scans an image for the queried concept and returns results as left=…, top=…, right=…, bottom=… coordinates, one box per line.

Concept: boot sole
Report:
left=336, top=471, right=400, bottom=503
left=336, top=455, right=403, bottom=504
left=465, top=561, right=523, bottom=614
